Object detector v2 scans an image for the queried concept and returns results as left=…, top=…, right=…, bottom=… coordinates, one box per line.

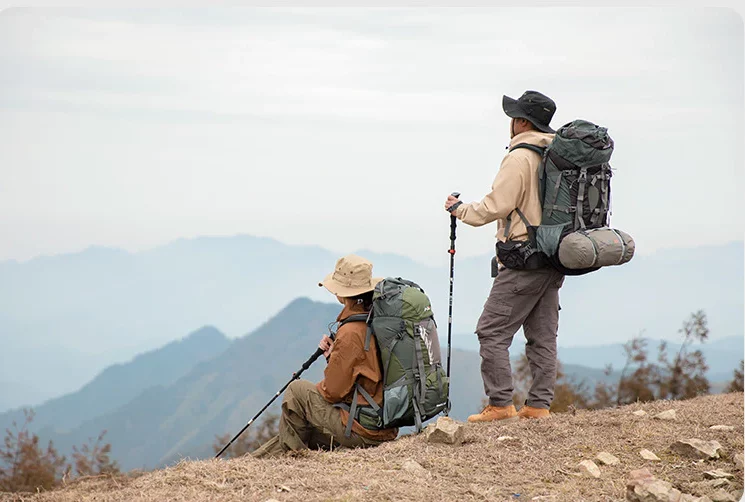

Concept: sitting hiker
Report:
left=252, top=254, right=398, bottom=458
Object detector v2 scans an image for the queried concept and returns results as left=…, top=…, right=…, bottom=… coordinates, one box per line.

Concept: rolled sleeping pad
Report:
left=558, top=228, right=635, bottom=269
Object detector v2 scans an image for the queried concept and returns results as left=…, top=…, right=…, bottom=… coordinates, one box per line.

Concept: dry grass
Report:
left=2, top=393, right=742, bottom=502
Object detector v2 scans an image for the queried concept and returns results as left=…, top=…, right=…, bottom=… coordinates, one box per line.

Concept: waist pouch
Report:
left=496, top=240, right=548, bottom=270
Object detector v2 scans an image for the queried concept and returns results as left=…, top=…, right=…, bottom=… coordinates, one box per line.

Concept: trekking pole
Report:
left=445, top=191, right=461, bottom=416
left=214, top=346, right=326, bottom=459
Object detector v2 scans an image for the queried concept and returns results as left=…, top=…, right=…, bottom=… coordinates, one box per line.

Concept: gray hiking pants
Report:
left=475, top=267, right=564, bottom=409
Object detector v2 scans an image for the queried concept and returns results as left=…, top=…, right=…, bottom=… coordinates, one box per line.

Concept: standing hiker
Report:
left=444, top=90, right=564, bottom=422
left=252, top=254, right=398, bottom=458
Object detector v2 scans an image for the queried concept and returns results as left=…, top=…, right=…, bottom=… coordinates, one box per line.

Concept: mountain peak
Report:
left=183, top=325, right=228, bottom=344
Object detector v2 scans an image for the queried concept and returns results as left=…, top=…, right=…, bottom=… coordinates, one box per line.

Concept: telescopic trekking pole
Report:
left=445, top=191, right=461, bottom=416
left=214, top=345, right=327, bottom=459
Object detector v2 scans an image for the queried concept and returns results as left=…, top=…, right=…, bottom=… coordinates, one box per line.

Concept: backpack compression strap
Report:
left=338, top=383, right=381, bottom=437
left=503, top=207, right=532, bottom=241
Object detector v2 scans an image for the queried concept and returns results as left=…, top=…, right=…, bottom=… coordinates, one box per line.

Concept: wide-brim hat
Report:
left=318, top=254, right=383, bottom=297
left=502, top=90, right=556, bottom=133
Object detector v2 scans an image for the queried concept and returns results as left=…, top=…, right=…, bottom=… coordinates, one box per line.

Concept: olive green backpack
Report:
left=336, top=278, right=449, bottom=435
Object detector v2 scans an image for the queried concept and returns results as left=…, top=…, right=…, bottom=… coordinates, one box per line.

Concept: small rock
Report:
left=628, top=468, right=654, bottom=482
left=596, top=451, right=620, bottom=466
left=709, top=425, right=735, bottom=431
left=627, top=468, right=680, bottom=501
left=670, top=439, right=723, bottom=460
left=277, top=485, right=291, bottom=493
left=425, top=416, right=465, bottom=445
left=640, top=449, right=661, bottom=461
left=709, top=489, right=736, bottom=502
left=734, top=453, right=743, bottom=470
left=402, top=459, right=429, bottom=477
left=497, top=435, right=517, bottom=441
left=653, top=409, right=677, bottom=421
left=265, top=500, right=281, bottom=502
left=709, top=479, right=731, bottom=489
left=632, top=410, right=648, bottom=417
left=704, top=469, right=734, bottom=480
left=578, top=460, right=601, bottom=478
left=627, top=468, right=708, bottom=502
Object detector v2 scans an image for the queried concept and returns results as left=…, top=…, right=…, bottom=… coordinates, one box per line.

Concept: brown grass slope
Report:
left=3, top=392, right=743, bottom=502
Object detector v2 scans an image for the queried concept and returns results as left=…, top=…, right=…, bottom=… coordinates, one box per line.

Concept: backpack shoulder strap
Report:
left=339, top=312, right=374, bottom=351
left=503, top=143, right=546, bottom=238
left=339, top=313, right=369, bottom=327
left=509, top=143, right=546, bottom=156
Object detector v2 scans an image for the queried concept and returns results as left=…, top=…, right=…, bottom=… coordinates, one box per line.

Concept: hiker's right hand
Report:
left=445, top=194, right=462, bottom=213
left=319, top=335, right=334, bottom=359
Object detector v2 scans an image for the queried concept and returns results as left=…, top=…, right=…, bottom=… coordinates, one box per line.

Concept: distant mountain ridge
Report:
left=1, top=235, right=741, bottom=407
left=0, top=326, right=229, bottom=440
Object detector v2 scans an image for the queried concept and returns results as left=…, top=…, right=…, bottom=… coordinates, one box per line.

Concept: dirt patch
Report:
left=2, top=393, right=742, bottom=502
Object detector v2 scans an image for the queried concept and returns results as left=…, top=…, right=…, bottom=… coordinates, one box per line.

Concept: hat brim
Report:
left=318, top=274, right=383, bottom=297
left=502, top=95, right=555, bottom=133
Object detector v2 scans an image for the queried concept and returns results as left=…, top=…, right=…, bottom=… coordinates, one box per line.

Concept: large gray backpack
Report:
left=337, top=278, right=449, bottom=435
left=509, top=119, right=635, bottom=275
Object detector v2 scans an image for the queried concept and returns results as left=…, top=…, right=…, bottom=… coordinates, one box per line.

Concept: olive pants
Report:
left=252, top=380, right=382, bottom=458
left=476, top=267, right=565, bottom=409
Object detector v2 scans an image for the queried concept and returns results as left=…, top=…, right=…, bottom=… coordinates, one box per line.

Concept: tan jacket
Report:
left=453, top=130, right=555, bottom=242
left=316, top=304, right=398, bottom=441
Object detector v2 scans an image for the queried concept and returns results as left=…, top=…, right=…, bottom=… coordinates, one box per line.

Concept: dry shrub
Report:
left=727, top=360, right=744, bottom=393
left=0, top=410, right=119, bottom=493
left=72, top=431, right=120, bottom=477
left=0, top=410, right=66, bottom=493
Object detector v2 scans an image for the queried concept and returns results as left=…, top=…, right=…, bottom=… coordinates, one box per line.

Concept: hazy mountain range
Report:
left=1, top=235, right=742, bottom=408
left=0, top=327, right=230, bottom=434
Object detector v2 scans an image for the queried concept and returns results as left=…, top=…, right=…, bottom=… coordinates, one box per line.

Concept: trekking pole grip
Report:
left=448, top=192, right=460, bottom=251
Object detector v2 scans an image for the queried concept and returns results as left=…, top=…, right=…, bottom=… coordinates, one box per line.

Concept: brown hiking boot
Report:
left=517, top=405, right=550, bottom=419
left=467, top=404, right=519, bottom=423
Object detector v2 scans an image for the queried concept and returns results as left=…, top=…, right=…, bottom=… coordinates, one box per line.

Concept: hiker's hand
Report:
left=445, top=195, right=460, bottom=212
left=319, top=335, right=334, bottom=359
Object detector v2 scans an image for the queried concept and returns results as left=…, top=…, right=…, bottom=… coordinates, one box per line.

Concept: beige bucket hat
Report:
left=318, top=254, right=383, bottom=297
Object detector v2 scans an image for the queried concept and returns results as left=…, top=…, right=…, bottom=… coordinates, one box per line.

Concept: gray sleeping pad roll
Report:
left=558, top=228, right=635, bottom=269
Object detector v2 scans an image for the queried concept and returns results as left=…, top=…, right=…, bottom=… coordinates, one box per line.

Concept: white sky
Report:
left=0, top=7, right=743, bottom=267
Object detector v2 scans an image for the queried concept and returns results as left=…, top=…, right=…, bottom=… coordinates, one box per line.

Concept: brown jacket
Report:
left=452, top=130, right=555, bottom=242
left=316, top=304, right=398, bottom=441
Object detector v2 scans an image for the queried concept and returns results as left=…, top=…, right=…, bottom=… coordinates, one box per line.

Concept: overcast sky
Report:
left=0, top=7, right=742, bottom=267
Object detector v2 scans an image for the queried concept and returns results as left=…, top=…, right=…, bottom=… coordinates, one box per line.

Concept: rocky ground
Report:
left=1, top=392, right=742, bottom=502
